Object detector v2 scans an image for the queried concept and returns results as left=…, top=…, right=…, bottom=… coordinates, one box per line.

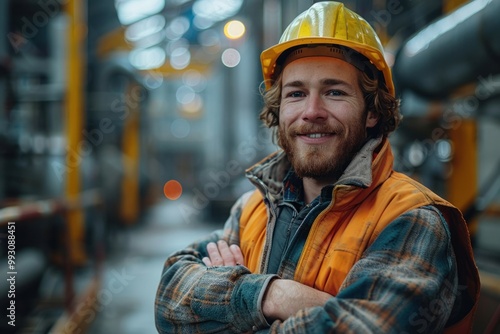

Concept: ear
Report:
left=365, top=111, right=379, bottom=129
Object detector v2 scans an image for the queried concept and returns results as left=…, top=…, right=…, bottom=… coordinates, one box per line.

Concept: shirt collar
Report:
left=282, top=168, right=334, bottom=205
left=283, top=168, right=303, bottom=203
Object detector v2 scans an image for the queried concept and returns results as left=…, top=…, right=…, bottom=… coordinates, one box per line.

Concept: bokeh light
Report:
left=163, top=180, right=183, bottom=200
left=170, top=118, right=191, bottom=138
left=129, top=46, right=166, bottom=70
left=224, top=20, right=245, bottom=39
left=170, top=47, right=191, bottom=70
left=221, top=48, right=241, bottom=68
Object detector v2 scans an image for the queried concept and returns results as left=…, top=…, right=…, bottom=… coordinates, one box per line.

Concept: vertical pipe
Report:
left=120, top=82, right=140, bottom=225
left=448, top=121, right=478, bottom=234
left=64, top=0, right=87, bottom=265
left=263, top=0, right=281, bottom=48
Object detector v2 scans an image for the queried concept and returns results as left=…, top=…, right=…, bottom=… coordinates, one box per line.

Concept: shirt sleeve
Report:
left=155, top=191, right=276, bottom=334
left=258, top=206, right=459, bottom=334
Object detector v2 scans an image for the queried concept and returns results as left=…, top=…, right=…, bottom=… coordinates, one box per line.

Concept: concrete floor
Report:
left=86, top=198, right=219, bottom=334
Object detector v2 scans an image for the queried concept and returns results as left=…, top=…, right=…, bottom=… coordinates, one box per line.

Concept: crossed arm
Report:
left=155, top=207, right=459, bottom=333
left=202, top=240, right=331, bottom=322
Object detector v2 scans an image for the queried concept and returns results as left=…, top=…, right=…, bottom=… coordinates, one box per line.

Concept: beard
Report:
left=278, top=121, right=368, bottom=182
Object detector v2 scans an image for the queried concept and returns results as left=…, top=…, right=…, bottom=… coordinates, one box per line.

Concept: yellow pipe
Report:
left=64, top=0, right=87, bottom=265
left=448, top=120, right=478, bottom=234
left=119, top=82, right=140, bottom=225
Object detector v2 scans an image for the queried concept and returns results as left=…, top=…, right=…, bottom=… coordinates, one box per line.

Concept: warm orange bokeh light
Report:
left=163, top=180, right=183, bottom=200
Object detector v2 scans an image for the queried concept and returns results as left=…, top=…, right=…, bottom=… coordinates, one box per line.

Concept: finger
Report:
left=206, top=242, right=223, bottom=266
left=202, top=257, right=212, bottom=267
left=217, top=240, right=236, bottom=266
left=230, top=244, right=245, bottom=266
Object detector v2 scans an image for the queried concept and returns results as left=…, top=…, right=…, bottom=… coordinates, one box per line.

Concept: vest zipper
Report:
left=281, top=193, right=341, bottom=279
left=277, top=201, right=329, bottom=277
left=258, top=187, right=277, bottom=274
left=276, top=204, right=298, bottom=276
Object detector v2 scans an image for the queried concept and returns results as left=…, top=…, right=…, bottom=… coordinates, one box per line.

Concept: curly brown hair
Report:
left=259, top=68, right=402, bottom=142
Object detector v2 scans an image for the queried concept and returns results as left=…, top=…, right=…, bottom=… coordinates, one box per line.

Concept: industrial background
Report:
left=0, top=0, right=499, bottom=333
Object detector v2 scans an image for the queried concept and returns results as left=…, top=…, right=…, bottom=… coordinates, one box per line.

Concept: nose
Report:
left=302, top=93, right=328, bottom=122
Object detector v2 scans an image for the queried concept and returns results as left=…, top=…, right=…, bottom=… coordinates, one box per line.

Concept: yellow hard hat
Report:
left=260, top=1, right=395, bottom=96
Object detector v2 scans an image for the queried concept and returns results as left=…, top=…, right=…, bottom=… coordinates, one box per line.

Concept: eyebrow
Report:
left=321, top=78, right=352, bottom=87
left=282, top=80, right=305, bottom=89
left=282, top=78, right=353, bottom=89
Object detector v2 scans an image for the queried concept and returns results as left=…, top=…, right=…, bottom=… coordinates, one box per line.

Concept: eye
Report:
left=326, top=89, right=346, bottom=96
left=285, top=91, right=306, bottom=98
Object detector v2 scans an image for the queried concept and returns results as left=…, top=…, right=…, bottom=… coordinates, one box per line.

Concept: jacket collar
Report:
left=245, top=136, right=394, bottom=204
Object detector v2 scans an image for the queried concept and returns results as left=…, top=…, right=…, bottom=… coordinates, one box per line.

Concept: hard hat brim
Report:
left=260, top=37, right=395, bottom=96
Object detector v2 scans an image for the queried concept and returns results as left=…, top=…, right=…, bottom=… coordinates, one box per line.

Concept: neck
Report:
left=302, top=176, right=336, bottom=204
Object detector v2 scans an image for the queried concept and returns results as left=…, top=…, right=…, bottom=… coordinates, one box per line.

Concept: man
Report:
left=155, top=2, right=480, bottom=333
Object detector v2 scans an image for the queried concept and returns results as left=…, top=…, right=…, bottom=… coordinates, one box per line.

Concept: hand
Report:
left=202, top=240, right=245, bottom=267
left=262, top=279, right=332, bottom=322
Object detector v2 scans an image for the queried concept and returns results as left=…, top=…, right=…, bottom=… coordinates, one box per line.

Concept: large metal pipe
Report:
left=393, top=0, right=500, bottom=98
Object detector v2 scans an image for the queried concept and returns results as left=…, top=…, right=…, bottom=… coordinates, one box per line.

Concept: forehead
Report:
left=282, top=56, right=360, bottom=84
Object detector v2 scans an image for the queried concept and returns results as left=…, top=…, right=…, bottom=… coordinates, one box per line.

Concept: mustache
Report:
left=289, top=123, right=343, bottom=136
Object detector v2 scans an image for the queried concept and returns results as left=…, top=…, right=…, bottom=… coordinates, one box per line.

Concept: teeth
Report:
left=307, top=133, right=327, bottom=138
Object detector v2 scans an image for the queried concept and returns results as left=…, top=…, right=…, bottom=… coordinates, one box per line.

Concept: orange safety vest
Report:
left=239, top=141, right=480, bottom=333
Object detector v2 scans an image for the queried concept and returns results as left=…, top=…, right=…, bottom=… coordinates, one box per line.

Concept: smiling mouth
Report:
left=304, top=133, right=331, bottom=138
left=296, top=132, right=336, bottom=139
